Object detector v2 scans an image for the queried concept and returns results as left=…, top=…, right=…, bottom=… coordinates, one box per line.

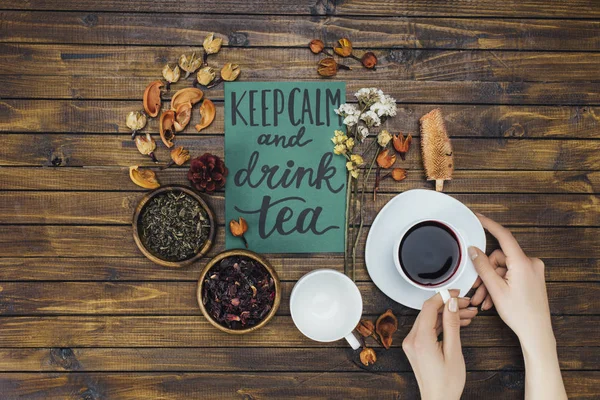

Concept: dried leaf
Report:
left=174, top=102, right=192, bottom=132
left=376, top=149, right=396, bottom=169
left=195, top=99, right=216, bottom=132
left=129, top=166, right=160, bottom=189
left=375, top=309, right=398, bottom=349
left=159, top=110, right=176, bottom=148
left=221, top=63, right=241, bottom=81
left=171, top=88, right=204, bottom=111
left=142, top=81, right=163, bottom=118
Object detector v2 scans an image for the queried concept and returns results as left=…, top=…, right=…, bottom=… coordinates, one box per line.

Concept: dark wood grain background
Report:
left=0, top=1, right=599, bottom=398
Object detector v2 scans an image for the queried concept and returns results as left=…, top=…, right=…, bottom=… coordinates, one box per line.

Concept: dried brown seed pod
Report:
left=197, top=66, right=216, bottom=86
left=129, top=166, right=160, bottom=189
left=159, top=110, right=176, bottom=148
left=375, top=309, right=398, bottom=349
left=221, top=63, right=241, bottom=81
left=393, top=133, right=412, bottom=161
left=135, top=133, right=158, bottom=163
left=196, top=99, right=216, bottom=132
left=142, top=81, right=163, bottom=118
left=360, top=348, right=377, bottom=366
left=376, top=149, right=396, bottom=169
left=174, top=102, right=192, bottom=132
left=361, top=52, right=378, bottom=69
left=333, top=38, right=353, bottom=57
left=179, top=52, right=202, bottom=78
left=203, top=33, right=223, bottom=55
left=171, top=87, right=204, bottom=111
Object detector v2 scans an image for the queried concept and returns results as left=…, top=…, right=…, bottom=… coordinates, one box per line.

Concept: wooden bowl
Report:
left=197, top=249, right=281, bottom=335
left=132, top=185, right=216, bottom=268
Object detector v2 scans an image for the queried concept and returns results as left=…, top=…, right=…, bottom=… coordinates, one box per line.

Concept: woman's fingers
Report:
left=477, top=215, right=527, bottom=262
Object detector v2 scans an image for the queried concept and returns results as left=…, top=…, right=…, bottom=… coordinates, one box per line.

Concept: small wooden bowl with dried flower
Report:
left=132, top=185, right=216, bottom=268
left=197, top=249, right=281, bottom=335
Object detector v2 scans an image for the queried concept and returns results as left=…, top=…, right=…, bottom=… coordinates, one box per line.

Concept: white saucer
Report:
left=365, top=189, right=486, bottom=310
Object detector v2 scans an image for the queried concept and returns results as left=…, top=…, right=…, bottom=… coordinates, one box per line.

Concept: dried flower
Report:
left=345, top=137, right=355, bottom=151
left=346, top=154, right=364, bottom=179
left=135, top=133, right=158, bottom=163
left=129, top=166, right=160, bottom=189
left=391, top=168, right=407, bottom=182
left=361, top=52, right=377, bottom=69
left=393, top=133, right=412, bottom=160
left=361, top=110, right=381, bottom=128
left=159, top=110, right=176, bottom=148
left=203, top=33, right=223, bottom=55
left=171, top=146, right=190, bottom=165
left=174, top=102, right=192, bottom=132
left=317, top=57, right=338, bottom=77
left=376, top=149, right=396, bottom=169
left=375, top=309, right=398, bottom=349
left=162, top=64, right=180, bottom=89
left=188, top=153, right=228, bottom=193
left=197, top=66, right=216, bottom=86
left=356, top=320, right=375, bottom=337
left=377, top=129, right=392, bottom=147
left=229, top=217, right=249, bottom=248
left=171, top=87, right=203, bottom=111
left=142, top=80, right=163, bottom=118
left=179, top=52, right=202, bottom=78
left=221, top=63, right=241, bottom=82
left=126, top=111, right=147, bottom=139
left=360, top=348, right=377, bottom=366
left=309, top=39, right=325, bottom=54
left=196, top=99, right=216, bottom=132
left=333, top=38, right=353, bottom=57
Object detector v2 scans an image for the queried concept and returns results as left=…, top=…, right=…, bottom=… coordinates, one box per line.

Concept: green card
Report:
left=224, top=81, right=347, bottom=253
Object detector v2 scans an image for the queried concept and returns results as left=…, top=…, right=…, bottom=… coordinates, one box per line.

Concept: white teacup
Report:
left=290, top=269, right=362, bottom=350
left=393, top=218, right=469, bottom=303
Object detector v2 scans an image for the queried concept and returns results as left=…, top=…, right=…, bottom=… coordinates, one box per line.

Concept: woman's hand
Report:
left=402, top=291, right=478, bottom=400
left=468, top=215, right=567, bottom=400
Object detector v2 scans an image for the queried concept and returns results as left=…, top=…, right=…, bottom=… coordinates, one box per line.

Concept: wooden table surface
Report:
left=1, top=1, right=599, bottom=398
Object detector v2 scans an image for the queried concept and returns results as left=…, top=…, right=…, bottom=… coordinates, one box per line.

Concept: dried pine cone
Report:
left=187, top=153, right=228, bottom=193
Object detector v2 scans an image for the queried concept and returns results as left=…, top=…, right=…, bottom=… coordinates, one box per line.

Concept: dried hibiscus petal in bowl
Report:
left=201, top=254, right=278, bottom=331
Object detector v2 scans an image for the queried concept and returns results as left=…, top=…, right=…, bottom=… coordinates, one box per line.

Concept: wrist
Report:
left=520, top=332, right=558, bottom=366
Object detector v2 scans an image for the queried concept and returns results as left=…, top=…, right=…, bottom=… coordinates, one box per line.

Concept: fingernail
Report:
left=467, top=307, right=478, bottom=311
left=460, top=297, right=471, bottom=302
left=468, top=247, right=478, bottom=260
left=482, top=299, right=491, bottom=310
left=475, top=212, right=485, bottom=217
left=449, top=298, right=458, bottom=312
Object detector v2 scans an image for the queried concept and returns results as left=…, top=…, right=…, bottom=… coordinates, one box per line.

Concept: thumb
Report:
left=442, top=297, right=462, bottom=361
left=468, top=246, right=505, bottom=299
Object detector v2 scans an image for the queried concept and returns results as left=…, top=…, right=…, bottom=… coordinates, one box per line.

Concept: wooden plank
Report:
left=0, top=315, right=595, bottom=348
left=0, top=225, right=598, bottom=259
left=1, top=192, right=599, bottom=227
left=2, top=135, right=600, bottom=170
left=0, top=282, right=594, bottom=316
left=3, top=100, right=599, bottom=139
left=2, top=12, right=599, bottom=51
left=3, top=168, right=600, bottom=193
left=3, top=45, right=600, bottom=83
left=2, top=0, right=599, bottom=18
left=0, top=257, right=595, bottom=282
left=0, top=347, right=595, bottom=372
left=4, top=75, right=599, bottom=104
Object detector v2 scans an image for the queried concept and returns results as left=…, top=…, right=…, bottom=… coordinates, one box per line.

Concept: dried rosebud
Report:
left=197, top=66, right=216, bottom=86
left=170, top=146, right=190, bottom=166
left=135, top=133, right=158, bottom=163
left=309, top=39, right=325, bottom=54
left=360, top=348, right=377, bottom=366
left=129, top=166, right=160, bottom=189
left=203, top=33, right=223, bottom=55
left=126, top=111, right=147, bottom=133
left=376, top=148, right=396, bottom=169
left=317, top=57, right=338, bottom=77
left=142, top=81, right=163, bottom=118
left=355, top=319, right=375, bottom=337
left=391, top=168, right=407, bottom=182
left=393, top=133, right=412, bottom=160
left=377, top=129, right=392, bottom=147
left=221, top=63, right=241, bottom=81
left=333, top=38, right=353, bottom=57
left=361, top=52, right=377, bottom=69
left=375, top=309, right=398, bottom=349
left=229, top=217, right=249, bottom=248
left=162, top=64, right=181, bottom=84
left=179, top=52, right=202, bottom=78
